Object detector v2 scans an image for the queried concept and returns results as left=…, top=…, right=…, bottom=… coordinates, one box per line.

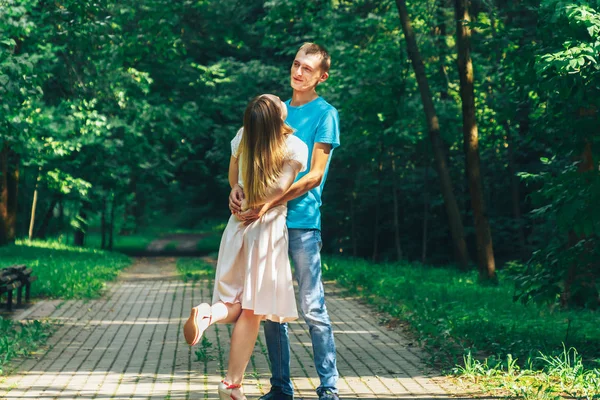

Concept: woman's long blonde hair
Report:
left=237, top=95, right=294, bottom=208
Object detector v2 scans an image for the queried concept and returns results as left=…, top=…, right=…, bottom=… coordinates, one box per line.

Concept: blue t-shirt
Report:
left=285, top=97, right=340, bottom=230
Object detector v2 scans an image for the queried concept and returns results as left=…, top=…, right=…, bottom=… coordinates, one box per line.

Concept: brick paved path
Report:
left=0, top=258, right=466, bottom=400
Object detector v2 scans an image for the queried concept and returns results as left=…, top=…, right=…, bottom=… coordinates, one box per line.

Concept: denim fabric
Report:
left=264, top=228, right=339, bottom=395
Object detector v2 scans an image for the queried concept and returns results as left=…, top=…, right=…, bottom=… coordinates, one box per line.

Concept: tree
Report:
left=395, top=0, right=470, bottom=268
left=454, top=0, right=497, bottom=282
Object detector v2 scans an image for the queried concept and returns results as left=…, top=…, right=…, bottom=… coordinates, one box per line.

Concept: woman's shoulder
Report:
left=285, top=134, right=308, bottom=172
left=231, top=127, right=244, bottom=156
left=286, top=133, right=306, bottom=148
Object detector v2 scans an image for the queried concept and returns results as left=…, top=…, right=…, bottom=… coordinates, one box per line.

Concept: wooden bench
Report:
left=0, top=265, right=37, bottom=311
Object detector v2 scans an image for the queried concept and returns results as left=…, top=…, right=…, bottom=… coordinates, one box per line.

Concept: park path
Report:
left=0, top=257, right=472, bottom=400
left=146, top=235, right=205, bottom=253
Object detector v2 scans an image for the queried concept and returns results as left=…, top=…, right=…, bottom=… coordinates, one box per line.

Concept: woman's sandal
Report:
left=218, top=380, right=246, bottom=400
left=183, top=303, right=212, bottom=346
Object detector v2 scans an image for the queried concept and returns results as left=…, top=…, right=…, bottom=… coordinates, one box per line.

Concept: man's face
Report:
left=290, top=51, right=328, bottom=92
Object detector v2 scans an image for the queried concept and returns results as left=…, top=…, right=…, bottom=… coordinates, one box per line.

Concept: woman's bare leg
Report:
left=223, top=309, right=262, bottom=397
left=185, top=302, right=242, bottom=346
left=211, top=301, right=242, bottom=324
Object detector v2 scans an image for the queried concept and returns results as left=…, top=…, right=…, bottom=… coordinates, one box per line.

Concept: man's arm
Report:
left=258, top=160, right=303, bottom=206
left=272, top=142, right=331, bottom=206
left=237, top=142, right=331, bottom=223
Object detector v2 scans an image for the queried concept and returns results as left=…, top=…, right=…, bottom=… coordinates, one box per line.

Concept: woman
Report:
left=183, top=94, right=308, bottom=400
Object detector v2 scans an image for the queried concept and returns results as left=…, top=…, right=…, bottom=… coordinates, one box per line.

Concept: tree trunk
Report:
left=435, top=0, right=451, bottom=100
left=372, top=203, right=380, bottom=262
left=109, top=191, right=116, bottom=250
left=0, top=144, right=8, bottom=246
left=7, top=152, right=18, bottom=242
left=57, top=198, right=64, bottom=228
left=422, top=162, right=430, bottom=264
left=133, top=180, right=145, bottom=232
left=29, top=169, right=42, bottom=240
left=101, top=194, right=107, bottom=249
left=29, top=185, right=39, bottom=241
left=351, top=192, right=357, bottom=257
left=74, top=207, right=87, bottom=247
left=391, top=157, right=403, bottom=260
left=372, top=144, right=383, bottom=263
left=455, top=0, right=497, bottom=282
left=562, top=140, right=595, bottom=308
left=395, top=0, right=470, bottom=269
left=35, top=195, right=60, bottom=240
left=504, top=124, right=526, bottom=257
left=0, top=143, right=18, bottom=245
left=122, top=177, right=136, bottom=234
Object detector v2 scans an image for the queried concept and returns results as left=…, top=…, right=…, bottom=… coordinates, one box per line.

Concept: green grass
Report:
left=195, top=220, right=225, bottom=255
left=322, top=256, right=600, bottom=398
left=195, top=336, right=216, bottom=362
left=79, top=232, right=155, bottom=252
left=176, top=258, right=215, bottom=283
left=0, top=317, right=53, bottom=375
left=0, top=240, right=131, bottom=299
left=164, top=241, right=178, bottom=251
left=196, top=234, right=222, bottom=254
left=454, top=348, right=600, bottom=399
left=81, top=219, right=226, bottom=255
left=322, top=256, right=600, bottom=365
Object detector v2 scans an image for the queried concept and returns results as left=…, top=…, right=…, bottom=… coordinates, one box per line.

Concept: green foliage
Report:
left=511, top=0, right=600, bottom=308
left=512, top=162, right=600, bottom=308
left=195, top=230, right=223, bottom=255
left=0, top=318, right=53, bottom=375
left=0, top=240, right=130, bottom=299
left=82, top=232, right=155, bottom=252
left=195, top=336, right=216, bottom=362
left=322, top=256, right=600, bottom=368
left=454, top=348, right=600, bottom=399
left=2, top=0, right=599, bottom=314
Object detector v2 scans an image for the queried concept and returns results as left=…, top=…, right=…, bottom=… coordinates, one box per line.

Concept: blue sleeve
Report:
left=315, top=108, right=340, bottom=150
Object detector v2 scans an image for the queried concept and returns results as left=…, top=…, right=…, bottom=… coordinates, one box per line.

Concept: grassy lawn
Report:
left=83, top=233, right=155, bottom=253
left=79, top=219, right=226, bottom=255
left=322, top=255, right=600, bottom=399
left=196, top=234, right=222, bottom=255
left=176, top=258, right=215, bottom=283
left=0, top=240, right=131, bottom=299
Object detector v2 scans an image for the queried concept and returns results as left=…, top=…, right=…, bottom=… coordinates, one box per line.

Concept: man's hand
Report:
left=229, top=184, right=244, bottom=214
left=238, top=203, right=271, bottom=225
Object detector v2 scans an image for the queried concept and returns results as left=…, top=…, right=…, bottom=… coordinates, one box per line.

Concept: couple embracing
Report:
left=183, top=43, right=341, bottom=400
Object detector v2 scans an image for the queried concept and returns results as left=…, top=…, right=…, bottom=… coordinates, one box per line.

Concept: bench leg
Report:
left=17, top=286, right=22, bottom=307
left=7, top=289, right=12, bottom=312
left=26, top=283, right=31, bottom=303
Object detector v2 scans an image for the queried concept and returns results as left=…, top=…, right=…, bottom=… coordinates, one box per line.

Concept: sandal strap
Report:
left=222, top=380, right=242, bottom=389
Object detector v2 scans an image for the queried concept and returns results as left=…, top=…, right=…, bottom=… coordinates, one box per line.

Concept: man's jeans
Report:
left=264, top=228, right=339, bottom=396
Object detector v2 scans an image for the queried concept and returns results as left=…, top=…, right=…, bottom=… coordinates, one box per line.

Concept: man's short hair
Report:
left=298, top=42, right=331, bottom=74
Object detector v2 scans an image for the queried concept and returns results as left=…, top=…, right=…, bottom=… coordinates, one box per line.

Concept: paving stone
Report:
left=0, top=257, right=481, bottom=399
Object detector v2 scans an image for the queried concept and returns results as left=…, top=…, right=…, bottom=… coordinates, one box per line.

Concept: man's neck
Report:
left=290, top=89, right=319, bottom=107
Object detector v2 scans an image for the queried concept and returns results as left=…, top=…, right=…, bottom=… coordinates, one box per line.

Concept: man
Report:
left=229, top=43, right=340, bottom=400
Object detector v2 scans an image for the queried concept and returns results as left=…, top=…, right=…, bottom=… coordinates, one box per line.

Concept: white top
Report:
left=231, top=128, right=308, bottom=189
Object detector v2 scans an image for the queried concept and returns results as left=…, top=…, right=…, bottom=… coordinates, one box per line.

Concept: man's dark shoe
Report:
left=318, top=389, right=340, bottom=400
left=258, top=387, right=293, bottom=400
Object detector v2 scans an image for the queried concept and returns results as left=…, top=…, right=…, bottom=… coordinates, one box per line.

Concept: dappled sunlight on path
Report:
left=0, top=258, right=486, bottom=399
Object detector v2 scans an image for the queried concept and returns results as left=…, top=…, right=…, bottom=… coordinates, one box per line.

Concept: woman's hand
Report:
left=229, top=184, right=244, bottom=214
left=238, top=203, right=271, bottom=225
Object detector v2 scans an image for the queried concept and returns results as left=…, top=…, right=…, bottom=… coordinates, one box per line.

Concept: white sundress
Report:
left=211, top=128, right=308, bottom=323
